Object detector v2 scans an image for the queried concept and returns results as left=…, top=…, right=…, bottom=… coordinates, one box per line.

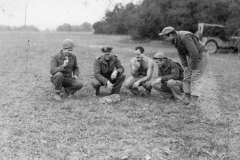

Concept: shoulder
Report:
left=52, top=52, right=61, bottom=59
left=169, top=59, right=183, bottom=69
left=111, top=54, right=119, bottom=61
left=147, top=56, right=154, bottom=65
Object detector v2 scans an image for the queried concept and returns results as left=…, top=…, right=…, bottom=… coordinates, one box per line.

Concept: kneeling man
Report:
left=92, top=46, right=126, bottom=96
left=151, top=51, right=184, bottom=100
left=50, top=39, right=83, bottom=101
left=125, top=46, right=154, bottom=97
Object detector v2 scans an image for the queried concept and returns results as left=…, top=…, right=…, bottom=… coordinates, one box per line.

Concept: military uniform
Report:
left=173, top=31, right=209, bottom=97
left=92, top=54, right=125, bottom=94
left=50, top=51, right=83, bottom=94
left=151, top=58, right=184, bottom=100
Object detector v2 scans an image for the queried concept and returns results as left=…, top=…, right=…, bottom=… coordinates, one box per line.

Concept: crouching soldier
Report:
left=151, top=51, right=184, bottom=101
left=92, top=46, right=126, bottom=96
left=125, top=46, right=154, bottom=97
left=50, top=39, right=83, bottom=101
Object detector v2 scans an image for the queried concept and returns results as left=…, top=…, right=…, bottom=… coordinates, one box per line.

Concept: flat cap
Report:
left=153, top=51, right=166, bottom=59
left=101, top=46, right=113, bottom=53
left=159, top=26, right=175, bottom=36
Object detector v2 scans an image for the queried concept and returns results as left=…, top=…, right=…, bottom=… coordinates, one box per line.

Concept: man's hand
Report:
left=63, top=59, right=69, bottom=67
left=107, top=80, right=113, bottom=90
left=72, top=75, right=78, bottom=79
left=134, top=62, right=140, bottom=69
left=111, top=70, right=118, bottom=80
left=132, top=80, right=140, bottom=89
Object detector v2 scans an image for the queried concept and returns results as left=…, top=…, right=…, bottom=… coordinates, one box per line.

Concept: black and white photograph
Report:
left=0, top=0, right=240, bottom=159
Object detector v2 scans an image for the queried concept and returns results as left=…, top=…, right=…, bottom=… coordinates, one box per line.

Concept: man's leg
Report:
left=51, top=72, right=64, bottom=100
left=182, top=70, right=191, bottom=104
left=189, top=51, right=209, bottom=106
left=111, top=74, right=126, bottom=94
left=125, top=76, right=141, bottom=95
left=62, top=77, right=83, bottom=95
left=92, top=78, right=103, bottom=96
left=167, top=79, right=184, bottom=100
left=151, top=81, right=173, bottom=99
left=140, top=81, right=152, bottom=97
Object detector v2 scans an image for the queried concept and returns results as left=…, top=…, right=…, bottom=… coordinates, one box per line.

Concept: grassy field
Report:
left=0, top=32, right=240, bottom=160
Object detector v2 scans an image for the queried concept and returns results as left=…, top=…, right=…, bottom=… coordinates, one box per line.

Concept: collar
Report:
left=99, top=55, right=115, bottom=65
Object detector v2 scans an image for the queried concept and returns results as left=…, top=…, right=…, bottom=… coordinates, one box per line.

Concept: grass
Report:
left=0, top=31, right=240, bottom=160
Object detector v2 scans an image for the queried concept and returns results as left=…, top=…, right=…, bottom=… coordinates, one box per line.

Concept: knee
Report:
left=124, top=78, right=132, bottom=89
left=151, top=81, right=158, bottom=88
left=167, top=79, right=175, bottom=87
left=75, top=81, right=83, bottom=90
left=144, top=81, right=152, bottom=90
left=92, top=79, right=102, bottom=89
left=53, top=72, right=63, bottom=80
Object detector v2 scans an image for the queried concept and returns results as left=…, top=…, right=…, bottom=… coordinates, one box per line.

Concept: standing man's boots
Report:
left=187, top=95, right=199, bottom=107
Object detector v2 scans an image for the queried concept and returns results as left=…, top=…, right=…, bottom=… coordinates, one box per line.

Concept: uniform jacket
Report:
left=94, top=55, right=124, bottom=85
left=158, top=58, right=184, bottom=81
left=173, top=31, right=206, bottom=70
left=50, top=51, right=79, bottom=77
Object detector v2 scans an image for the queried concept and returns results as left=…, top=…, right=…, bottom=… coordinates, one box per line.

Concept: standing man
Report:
left=50, top=39, right=83, bottom=101
left=92, top=46, right=126, bottom=96
left=125, top=46, right=154, bottom=97
left=151, top=51, right=184, bottom=101
left=159, top=27, right=209, bottom=107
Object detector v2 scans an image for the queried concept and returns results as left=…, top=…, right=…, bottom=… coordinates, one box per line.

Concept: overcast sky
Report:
left=0, top=0, right=140, bottom=30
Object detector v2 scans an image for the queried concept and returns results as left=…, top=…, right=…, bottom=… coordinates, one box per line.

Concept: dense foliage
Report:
left=93, top=0, right=240, bottom=40
left=56, top=22, right=93, bottom=32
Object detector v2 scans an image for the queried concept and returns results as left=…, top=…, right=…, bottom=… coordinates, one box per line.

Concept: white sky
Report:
left=0, top=0, right=140, bottom=30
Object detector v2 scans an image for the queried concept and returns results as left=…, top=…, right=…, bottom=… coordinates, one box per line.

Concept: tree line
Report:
left=56, top=22, right=93, bottom=32
left=93, top=0, right=240, bottom=40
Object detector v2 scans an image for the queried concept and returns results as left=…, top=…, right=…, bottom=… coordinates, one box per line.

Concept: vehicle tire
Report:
left=205, top=41, right=218, bottom=54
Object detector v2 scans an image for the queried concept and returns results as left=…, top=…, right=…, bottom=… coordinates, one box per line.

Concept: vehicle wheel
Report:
left=205, top=41, right=218, bottom=54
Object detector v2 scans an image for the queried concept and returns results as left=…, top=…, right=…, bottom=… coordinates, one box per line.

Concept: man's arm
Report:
left=72, top=55, right=79, bottom=76
left=50, top=56, right=64, bottom=75
left=93, top=59, right=108, bottom=85
left=130, top=59, right=139, bottom=77
left=138, top=59, right=154, bottom=83
left=160, top=62, right=180, bottom=81
left=178, top=52, right=188, bottom=68
left=183, top=35, right=199, bottom=70
left=114, top=56, right=124, bottom=74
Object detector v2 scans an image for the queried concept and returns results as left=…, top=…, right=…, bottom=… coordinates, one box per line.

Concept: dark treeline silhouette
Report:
left=0, top=25, right=39, bottom=31
left=93, top=0, right=240, bottom=40
left=56, top=22, right=93, bottom=32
